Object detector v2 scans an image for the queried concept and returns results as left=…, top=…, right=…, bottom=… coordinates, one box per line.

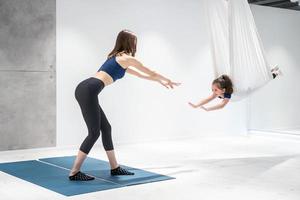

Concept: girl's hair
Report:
left=108, top=29, right=137, bottom=59
left=212, top=74, right=234, bottom=94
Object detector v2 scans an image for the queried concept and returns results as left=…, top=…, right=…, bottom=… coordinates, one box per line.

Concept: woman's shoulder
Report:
left=114, top=54, right=136, bottom=68
left=118, top=53, right=135, bottom=60
left=118, top=54, right=141, bottom=65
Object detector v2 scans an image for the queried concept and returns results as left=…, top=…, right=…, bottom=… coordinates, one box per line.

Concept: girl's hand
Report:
left=188, top=102, right=198, bottom=108
left=200, top=106, right=208, bottom=111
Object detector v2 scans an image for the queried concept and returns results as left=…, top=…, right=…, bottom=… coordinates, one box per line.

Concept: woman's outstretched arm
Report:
left=188, top=93, right=217, bottom=108
left=126, top=68, right=179, bottom=89
left=127, top=57, right=180, bottom=89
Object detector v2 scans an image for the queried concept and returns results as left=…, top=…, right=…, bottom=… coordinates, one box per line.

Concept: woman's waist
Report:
left=76, top=76, right=105, bottom=95
left=94, top=71, right=114, bottom=86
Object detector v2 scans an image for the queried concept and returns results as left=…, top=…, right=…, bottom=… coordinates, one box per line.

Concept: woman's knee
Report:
left=86, top=124, right=101, bottom=141
left=88, top=131, right=100, bottom=142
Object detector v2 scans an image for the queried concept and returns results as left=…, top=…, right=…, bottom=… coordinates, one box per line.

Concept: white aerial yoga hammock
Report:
left=206, top=0, right=273, bottom=100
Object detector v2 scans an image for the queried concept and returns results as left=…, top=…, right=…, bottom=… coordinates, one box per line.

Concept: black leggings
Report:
left=75, top=77, right=114, bottom=154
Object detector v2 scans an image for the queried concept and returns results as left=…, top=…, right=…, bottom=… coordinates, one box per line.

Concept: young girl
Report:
left=188, top=75, right=233, bottom=111
left=69, top=30, right=180, bottom=181
left=189, top=68, right=281, bottom=111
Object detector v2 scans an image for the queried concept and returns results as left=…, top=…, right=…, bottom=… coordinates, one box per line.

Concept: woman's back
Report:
left=94, top=54, right=130, bottom=86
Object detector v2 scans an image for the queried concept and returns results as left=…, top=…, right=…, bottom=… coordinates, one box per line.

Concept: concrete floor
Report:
left=1, top=135, right=300, bottom=200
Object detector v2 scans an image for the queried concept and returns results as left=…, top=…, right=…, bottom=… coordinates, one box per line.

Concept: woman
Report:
left=69, top=30, right=180, bottom=181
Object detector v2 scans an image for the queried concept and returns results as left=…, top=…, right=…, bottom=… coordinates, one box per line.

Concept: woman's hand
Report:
left=158, top=80, right=170, bottom=89
left=188, top=102, right=198, bottom=108
left=166, top=80, right=181, bottom=89
left=158, top=79, right=181, bottom=89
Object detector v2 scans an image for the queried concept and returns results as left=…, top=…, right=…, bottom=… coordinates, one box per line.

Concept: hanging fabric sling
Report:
left=206, top=0, right=273, bottom=100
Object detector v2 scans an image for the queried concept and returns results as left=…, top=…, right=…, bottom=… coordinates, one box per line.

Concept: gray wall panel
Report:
left=0, top=0, right=56, bottom=151
left=0, top=0, right=56, bottom=71
left=0, top=71, right=56, bottom=150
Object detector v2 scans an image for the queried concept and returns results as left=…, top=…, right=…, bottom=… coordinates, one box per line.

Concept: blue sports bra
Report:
left=98, top=56, right=127, bottom=81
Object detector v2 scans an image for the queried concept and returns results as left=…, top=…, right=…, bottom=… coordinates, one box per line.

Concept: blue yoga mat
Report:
left=0, top=156, right=174, bottom=196
left=0, top=160, right=121, bottom=196
left=40, top=156, right=174, bottom=186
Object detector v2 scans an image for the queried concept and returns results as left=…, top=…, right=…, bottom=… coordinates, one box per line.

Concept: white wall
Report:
left=56, top=0, right=248, bottom=147
left=249, top=5, right=300, bottom=133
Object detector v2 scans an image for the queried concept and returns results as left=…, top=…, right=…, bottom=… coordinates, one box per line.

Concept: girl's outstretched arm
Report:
left=188, top=93, right=217, bottom=108
left=201, top=98, right=230, bottom=111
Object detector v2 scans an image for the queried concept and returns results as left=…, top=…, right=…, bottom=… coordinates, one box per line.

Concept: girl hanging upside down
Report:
left=189, top=67, right=281, bottom=111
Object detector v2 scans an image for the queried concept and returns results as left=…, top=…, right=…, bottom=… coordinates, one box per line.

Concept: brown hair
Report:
left=108, top=30, right=137, bottom=59
left=212, top=74, right=234, bottom=94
